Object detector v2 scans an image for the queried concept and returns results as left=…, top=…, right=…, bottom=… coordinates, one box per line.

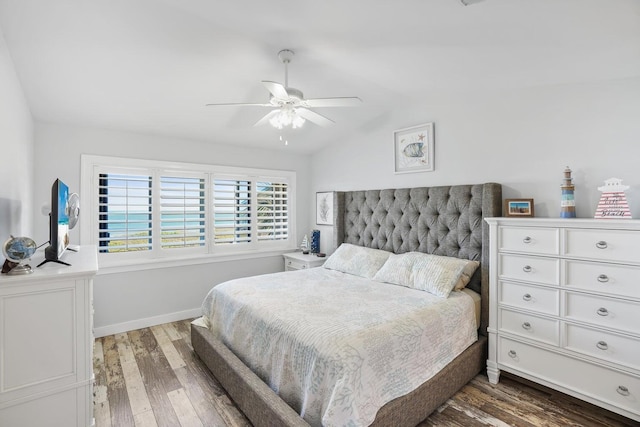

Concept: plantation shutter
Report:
left=160, top=175, right=206, bottom=249
left=257, top=181, right=288, bottom=241
left=213, top=179, right=252, bottom=245
left=98, top=173, right=153, bottom=253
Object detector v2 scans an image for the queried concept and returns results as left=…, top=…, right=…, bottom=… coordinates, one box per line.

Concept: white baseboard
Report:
left=94, top=308, right=202, bottom=338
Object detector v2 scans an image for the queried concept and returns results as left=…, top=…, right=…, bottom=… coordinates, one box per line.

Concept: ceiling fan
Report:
left=206, top=49, right=362, bottom=129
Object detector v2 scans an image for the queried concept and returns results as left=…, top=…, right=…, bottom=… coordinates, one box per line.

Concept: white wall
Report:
left=0, top=27, right=34, bottom=241
left=34, top=123, right=312, bottom=335
left=311, top=77, right=640, bottom=254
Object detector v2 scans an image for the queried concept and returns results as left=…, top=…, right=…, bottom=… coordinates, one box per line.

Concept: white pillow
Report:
left=322, top=243, right=391, bottom=279
left=372, top=252, right=479, bottom=297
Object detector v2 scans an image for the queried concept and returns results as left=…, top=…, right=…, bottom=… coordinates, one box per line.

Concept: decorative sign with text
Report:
left=594, top=178, right=632, bottom=219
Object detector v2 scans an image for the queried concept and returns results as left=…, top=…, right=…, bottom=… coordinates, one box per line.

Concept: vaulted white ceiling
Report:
left=1, top=0, right=638, bottom=153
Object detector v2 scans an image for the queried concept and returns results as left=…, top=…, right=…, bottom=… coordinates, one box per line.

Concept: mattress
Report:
left=199, top=267, right=478, bottom=427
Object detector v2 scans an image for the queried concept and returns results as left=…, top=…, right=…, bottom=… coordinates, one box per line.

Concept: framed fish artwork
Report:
left=393, top=122, right=435, bottom=173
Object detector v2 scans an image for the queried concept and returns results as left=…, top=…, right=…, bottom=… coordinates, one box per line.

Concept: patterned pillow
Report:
left=322, top=243, right=391, bottom=279
left=372, top=252, right=479, bottom=297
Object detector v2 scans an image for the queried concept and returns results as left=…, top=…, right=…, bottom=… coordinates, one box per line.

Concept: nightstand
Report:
left=283, top=252, right=326, bottom=271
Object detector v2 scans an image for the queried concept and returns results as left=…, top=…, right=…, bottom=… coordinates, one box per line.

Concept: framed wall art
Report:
left=316, top=191, right=334, bottom=225
left=393, top=122, right=434, bottom=173
left=504, top=199, right=535, bottom=217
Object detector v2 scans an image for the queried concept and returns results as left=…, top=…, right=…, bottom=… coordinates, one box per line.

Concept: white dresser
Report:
left=283, top=252, right=326, bottom=271
left=485, top=218, right=640, bottom=422
left=0, top=246, right=98, bottom=427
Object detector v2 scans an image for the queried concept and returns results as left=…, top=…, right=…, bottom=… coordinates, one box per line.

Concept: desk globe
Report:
left=2, top=236, right=37, bottom=275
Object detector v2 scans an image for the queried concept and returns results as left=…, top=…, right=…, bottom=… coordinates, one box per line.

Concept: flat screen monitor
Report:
left=41, top=178, right=71, bottom=266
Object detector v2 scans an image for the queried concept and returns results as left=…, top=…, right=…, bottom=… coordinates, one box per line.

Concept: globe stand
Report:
left=6, top=263, right=34, bottom=275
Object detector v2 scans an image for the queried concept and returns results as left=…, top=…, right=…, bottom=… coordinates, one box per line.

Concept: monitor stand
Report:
left=36, top=247, right=76, bottom=268
left=37, top=258, right=71, bottom=268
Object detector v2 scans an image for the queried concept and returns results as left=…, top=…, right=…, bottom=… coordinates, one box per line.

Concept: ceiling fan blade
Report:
left=296, top=108, right=335, bottom=127
left=303, top=97, right=362, bottom=108
left=262, top=81, right=289, bottom=100
left=205, top=102, right=271, bottom=107
left=254, top=109, right=281, bottom=127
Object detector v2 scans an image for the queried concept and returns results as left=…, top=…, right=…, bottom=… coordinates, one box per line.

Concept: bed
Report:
left=192, top=183, right=502, bottom=427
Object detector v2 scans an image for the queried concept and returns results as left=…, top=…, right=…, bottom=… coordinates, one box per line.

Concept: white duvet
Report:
left=200, top=267, right=477, bottom=427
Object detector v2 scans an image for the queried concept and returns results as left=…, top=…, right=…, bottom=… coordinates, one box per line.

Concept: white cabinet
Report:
left=485, top=218, right=640, bottom=423
left=283, top=252, right=326, bottom=271
left=0, top=246, right=98, bottom=427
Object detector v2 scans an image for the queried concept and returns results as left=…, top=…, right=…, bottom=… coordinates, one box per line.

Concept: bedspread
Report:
left=200, top=267, right=477, bottom=427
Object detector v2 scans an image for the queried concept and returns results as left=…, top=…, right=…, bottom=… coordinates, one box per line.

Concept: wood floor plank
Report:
left=167, top=388, right=204, bottom=427
left=103, top=334, right=135, bottom=426
left=133, top=410, right=158, bottom=427
left=133, top=327, right=182, bottom=392
left=151, top=324, right=186, bottom=370
left=172, top=337, right=227, bottom=398
left=115, top=332, right=153, bottom=418
left=174, top=318, right=193, bottom=346
left=455, top=381, right=543, bottom=427
left=128, top=328, right=181, bottom=427
left=160, top=321, right=182, bottom=342
left=421, top=405, right=468, bottom=427
left=443, top=396, right=513, bottom=427
left=173, top=365, right=229, bottom=426
left=93, top=338, right=112, bottom=427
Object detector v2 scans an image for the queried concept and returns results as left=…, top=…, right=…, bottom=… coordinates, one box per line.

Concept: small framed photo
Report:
left=316, top=192, right=334, bottom=225
left=505, top=199, right=535, bottom=217
left=393, top=122, right=434, bottom=173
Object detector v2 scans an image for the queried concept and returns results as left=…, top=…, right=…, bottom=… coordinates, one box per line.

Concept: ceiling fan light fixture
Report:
left=269, top=108, right=305, bottom=129
left=206, top=48, right=360, bottom=128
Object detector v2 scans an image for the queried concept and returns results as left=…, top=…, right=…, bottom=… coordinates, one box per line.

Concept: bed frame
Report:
left=192, top=183, right=502, bottom=426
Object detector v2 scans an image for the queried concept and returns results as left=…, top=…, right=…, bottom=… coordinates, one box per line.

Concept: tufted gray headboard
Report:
left=331, top=183, right=502, bottom=335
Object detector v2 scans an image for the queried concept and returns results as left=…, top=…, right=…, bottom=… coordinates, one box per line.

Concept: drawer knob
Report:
left=522, top=322, right=531, bottom=330
left=596, top=341, right=608, bottom=350
left=597, top=274, right=609, bottom=283
left=522, top=265, right=532, bottom=273
left=617, top=386, right=630, bottom=397
left=508, top=350, right=517, bottom=358
left=522, top=236, right=532, bottom=244
left=595, top=241, right=608, bottom=250
left=522, top=293, right=532, bottom=302
left=302, top=265, right=307, bottom=269
left=596, top=307, right=609, bottom=317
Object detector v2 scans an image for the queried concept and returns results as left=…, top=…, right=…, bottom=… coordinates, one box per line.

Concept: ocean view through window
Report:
left=82, top=155, right=296, bottom=266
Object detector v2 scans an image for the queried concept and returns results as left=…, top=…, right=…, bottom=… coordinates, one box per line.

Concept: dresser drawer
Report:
left=564, top=323, right=640, bottom=371
left=499, top=309, right=559, bottom=346
left=499, top=281, right=558, bottom=315
left=565, top=292, right=640, bottom=334
left=499, top=226, right=559, bottom=255
left=565, top=228, right=640, bottom=264
left=564, top=260, right=640, bottom=299
left=499, top=254, right=559, bottom=285
left=498, top=337, right=640, bottom=419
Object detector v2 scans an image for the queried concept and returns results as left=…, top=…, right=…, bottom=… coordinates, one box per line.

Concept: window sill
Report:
left=96, top=247, right=299, bottom=276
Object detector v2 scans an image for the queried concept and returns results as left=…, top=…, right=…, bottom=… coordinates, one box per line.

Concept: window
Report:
left=257, top=181, right=288, bottom=242
left=213, top=178, right=251, bottom=245
left=81, top=155, right=296, bottom=266
left=160, top=175, right=206, bottom=249
left=98, top=173, right=153, bottom=253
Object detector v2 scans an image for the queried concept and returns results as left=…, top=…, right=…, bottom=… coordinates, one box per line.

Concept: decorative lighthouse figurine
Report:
left=560, top=166, right=576, bottom=218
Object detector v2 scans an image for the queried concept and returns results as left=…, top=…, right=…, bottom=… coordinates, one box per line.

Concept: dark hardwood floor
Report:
left=93, top=320, right=637, bottom=427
